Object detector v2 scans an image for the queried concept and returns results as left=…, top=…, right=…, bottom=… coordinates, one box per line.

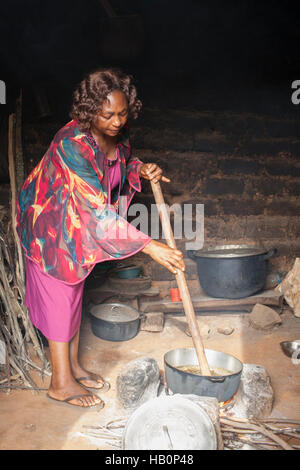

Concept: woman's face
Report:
left=93, top=90, right=129, bottom=137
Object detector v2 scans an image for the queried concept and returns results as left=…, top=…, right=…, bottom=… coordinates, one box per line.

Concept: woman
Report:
left=16, top=68, right=185, bottom=409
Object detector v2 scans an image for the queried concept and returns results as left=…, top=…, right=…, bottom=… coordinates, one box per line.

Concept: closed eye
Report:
left=101, top=109, right=128, bottom=120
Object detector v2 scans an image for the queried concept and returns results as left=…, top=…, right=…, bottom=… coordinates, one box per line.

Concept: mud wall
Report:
left=130, top=108, right=300, bottom=284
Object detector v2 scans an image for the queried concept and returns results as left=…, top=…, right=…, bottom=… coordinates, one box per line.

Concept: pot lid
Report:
left=122, top=395, right=217, bottom=450
left=192, top=244, right=268, bottom=259
left=89, top=303, right=140, bottom=322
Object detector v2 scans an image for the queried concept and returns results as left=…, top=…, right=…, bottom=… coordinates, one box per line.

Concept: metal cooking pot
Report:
left=114, top=264, right=142, bottom=279
left=164, top=348, right=243, bottom=402
left=89, top=303, right=142, bottom=342
left=188, top=244, right=277, bottom=299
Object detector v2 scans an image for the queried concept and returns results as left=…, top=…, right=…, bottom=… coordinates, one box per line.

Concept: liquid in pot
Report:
left=176, top=365, right=233, bottom=377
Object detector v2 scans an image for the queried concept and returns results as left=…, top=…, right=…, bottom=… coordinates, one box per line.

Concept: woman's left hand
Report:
left=140, top=163, right=170, bottom=184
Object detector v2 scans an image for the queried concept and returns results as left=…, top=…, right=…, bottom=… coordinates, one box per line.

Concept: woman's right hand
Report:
left=142, top=240, right=185, bottom=275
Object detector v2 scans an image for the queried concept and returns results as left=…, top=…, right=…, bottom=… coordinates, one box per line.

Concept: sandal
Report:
left=46, top=393, right=105, bottom=410
left=75, top=375, right=110, bottom=393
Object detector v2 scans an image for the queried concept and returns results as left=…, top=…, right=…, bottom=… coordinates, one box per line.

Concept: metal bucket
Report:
left=164, top=348, right=243, bottom=402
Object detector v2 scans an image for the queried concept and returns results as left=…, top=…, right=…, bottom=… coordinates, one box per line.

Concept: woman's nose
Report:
left=113, top=116, right=121, bottom=127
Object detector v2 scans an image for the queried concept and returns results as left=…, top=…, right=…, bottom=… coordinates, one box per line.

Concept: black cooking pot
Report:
left=89, top=303, right=142, bottom=342
left=188, top=245, right=277, bottom=299
left=164, top=348, right=243, bottom=402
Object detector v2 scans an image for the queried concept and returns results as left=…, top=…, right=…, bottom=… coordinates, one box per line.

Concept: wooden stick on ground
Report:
left=220, top=417, right=294, bottom=450
left=150, top=180, right=211, bottom=375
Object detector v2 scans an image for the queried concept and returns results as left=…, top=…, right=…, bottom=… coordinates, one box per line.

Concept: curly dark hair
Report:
left=70, top=68, right=142, bottom=132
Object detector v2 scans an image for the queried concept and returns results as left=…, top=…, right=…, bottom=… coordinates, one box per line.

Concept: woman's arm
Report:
left=56, top=136, right=152, bottom=266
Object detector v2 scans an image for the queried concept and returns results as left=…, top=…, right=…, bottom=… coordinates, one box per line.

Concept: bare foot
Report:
left=48, top=379, right=103, bottom=407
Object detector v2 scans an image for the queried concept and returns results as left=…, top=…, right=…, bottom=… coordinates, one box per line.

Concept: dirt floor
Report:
left=0, top=307, right=299, bottom=450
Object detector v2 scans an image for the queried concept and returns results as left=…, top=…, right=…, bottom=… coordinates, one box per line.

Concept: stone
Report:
left=140, top=311, right=164, bottom=332
left=116, top=357, right=160, bottom=411
left=276, top=258, right=300, bottom=317
left=229, top=364, right=274, bottom=419
left=248, top=303, right=282, bottom=330
left=24, top=423, right=36, bottom=432
left=185, top=323, right=211, bottom=337
left=217, top=326, right=234, bottom=335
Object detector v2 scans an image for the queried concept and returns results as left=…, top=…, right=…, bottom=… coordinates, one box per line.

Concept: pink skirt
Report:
left=25, top=257, right=85, bottom=342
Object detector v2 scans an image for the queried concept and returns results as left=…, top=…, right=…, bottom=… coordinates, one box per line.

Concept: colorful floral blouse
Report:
left=16, top=120, right=151, bottom=284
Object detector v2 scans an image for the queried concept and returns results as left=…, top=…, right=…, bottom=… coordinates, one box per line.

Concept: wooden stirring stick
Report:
left=150, top=180, right=211, bottom=376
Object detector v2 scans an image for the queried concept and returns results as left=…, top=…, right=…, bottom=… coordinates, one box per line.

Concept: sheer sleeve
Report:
left=57, top=137, right=151, bottom=268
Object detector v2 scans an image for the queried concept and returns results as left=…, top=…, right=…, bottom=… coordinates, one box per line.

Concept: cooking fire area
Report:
left=76, top=252, right=300, bottom=450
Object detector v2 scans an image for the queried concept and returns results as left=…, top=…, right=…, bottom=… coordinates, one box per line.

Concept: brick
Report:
left=204, top=216, right=247, bottom=239
left=263, top=240, right=300, bottom=259
left=245, top=216, right=289, bottom=239
left=264, top=120, right=300, bottom=138
left=140, top=312, right=164, bottom=332
left=240, top=138, right=300, bottom=156
left=265, top=163, right=300, bottom=177
left=266, top=201, right=300, bottom=216
left=202, top=200, right=219, bottom=216
left=220, top=199, right=264, bottom=216
left=132, top=127, right=195, bottom=151
left=286, top=181, right=300, bottom=196
left=193, top=135, right=232, bottom=153
left=150, top=262, right=176, bottom=281
left=182, top=199, right=218, bottom=216
left=249, top=178, right=287, bottom=197
left=218, top=158, right=261, bottom=175
left=218, top=198, right=300, bottom=216
left=149, top=258, right=198, bottom=281
left=288, top=217, right=300, bottom=238
left=204, top=178, right=244, bottom=196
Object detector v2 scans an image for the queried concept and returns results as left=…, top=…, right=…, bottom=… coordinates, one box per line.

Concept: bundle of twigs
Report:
left=220, top=415, right=300, bottom=450
left=81, top=417, right=127, bottom=448
left=80, top=412, right=300, bottom=451
left=0, top=102, right=50, bottom=391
